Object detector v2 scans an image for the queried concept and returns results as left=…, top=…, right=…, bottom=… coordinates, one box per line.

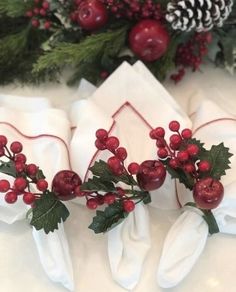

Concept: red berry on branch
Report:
left=15, top=162, right=25, bottom=173
left=152, top=127, right=165, bottom=138
left=86, top=198, right=98, bottom=209
left=183, top=163, right=195, bottom=173
left=26, top=10, right=34, bottom=18
left=44, top=20, right=51, bottom=29
left=157, top=148, right=168, bottom=159
left=42, top=1, right=50, bottom=10
left=181, top=128, right=192, bottom=139
left=95, top=139, right=106, bottom=150
left=26, top=164, right=38, bottom=176
left=37, top=179, right=48, bottom=191
left=187, top=144, right=199, bottom=157
left=33, top=7, right=40, bottom=15
left=123, top=200, right=135, bottom=212
left=128, top=162, right=140, bottom=175
left=115, top=147, right=127, bottom=161
left=129, top=19, right=170, bottom=62
left=193, top=177, right=224, bottom=209
left=169, top=120, right=180, bottom=132
left=107, top=156, right=123, bottom=175
left=10, top=141, right=23, bottom=154
left=156, top=138, right=166, bottom=148
left=116, top=187, right=126, bottom=197
left=137, top=160, right=166, bottom=191
left=23, top=192, right=36, bottom=205
left=14, top=177, right=27, bottom=192
left=177, top=150, right=189, bottom=162
left=5, top=191, right=17, bottom=204
left=169, top=134, right=182, bottom=148
left=15, top=153, right=27, bottom=163
left=52, top=170, right=82, bottom=201
left=106, top=136, right=120, bottom=151
left=0, top=135, right=7, bottom=147
left=39, top=8, right=47, bottom=16
left=169, top=158, right=179, bottom=169
left=198, top=160, right=211, bottom=172
left=104, top=192, right=116, bottom=205
left=77, top=0, right=108, bottom=31
left=96, top=129, right=108, bottom=141
left=0, top=179, right=10, bottom=192
left=31, top=18, right=40, bottom=28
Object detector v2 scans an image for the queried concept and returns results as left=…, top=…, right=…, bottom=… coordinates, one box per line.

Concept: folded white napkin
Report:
left=70, top=61, right=191, bottom=290
left=0, top=95, right=74, bottom=291
left=157, top=97, right=236, bottom=288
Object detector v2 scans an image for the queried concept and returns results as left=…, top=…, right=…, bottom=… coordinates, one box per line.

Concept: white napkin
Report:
left=0, top=95, right=74, bottom=291
left=157, top=97, right=236, bottom=288
left=69, top=61, right=191, bottom=290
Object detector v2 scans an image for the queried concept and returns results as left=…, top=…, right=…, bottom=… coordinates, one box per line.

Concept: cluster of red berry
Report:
left=101, top=0, right=163, bottom=20
left=150, top=121, right=224, bottom=209
left=171, top=32, right=212, bottom=83
left=25, top=0, right=51, bottom=29
left=0, top=135, right=48, bottom=205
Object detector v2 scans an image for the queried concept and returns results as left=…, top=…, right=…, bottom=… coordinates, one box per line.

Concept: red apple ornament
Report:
left=137, top=160, right=166, bottom=191
left=77, top=0, right=108, bottom=31
left=52, top=170, right=82, bottom=201
left=193, top=177, right=224, bottom=209
left=129, top=19, right=170, bottom=62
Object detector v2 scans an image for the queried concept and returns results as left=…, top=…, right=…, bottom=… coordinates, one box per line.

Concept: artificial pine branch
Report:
left=0, top=0, right=33, bottom=17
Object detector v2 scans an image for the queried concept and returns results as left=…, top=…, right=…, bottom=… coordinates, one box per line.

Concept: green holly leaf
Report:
left=199, top=143, right=233, bottom=180
left=142, top=191, right=151, bottom=204
left=81, top=176, right=116, bottom=192
left=35, top=168, right=46, bottom=180
left=89, top=160, right=137, bottom=186
left=163, top=159, right=195, bottom=190
left=88, top=201, right=128, bottom=234
left=30, top=191, right=69, bottom=234
left=0, top=160, right=16, bottom=177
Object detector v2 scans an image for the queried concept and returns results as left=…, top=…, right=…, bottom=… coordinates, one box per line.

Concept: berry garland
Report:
left=0, top=0, right=235, bottom=85
left=0, top=121, right=232, bottom=235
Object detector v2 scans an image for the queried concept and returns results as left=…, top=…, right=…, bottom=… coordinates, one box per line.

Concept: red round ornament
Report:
left=77, top=0, right=108, bottom=31
left=129, top=19, right=170, bottom=62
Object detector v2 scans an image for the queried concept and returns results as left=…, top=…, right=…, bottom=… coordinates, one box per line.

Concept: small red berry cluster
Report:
left=150, top=121, right=211, bottom=177
left=25, top=0, right=51, bottom=30
left=101, top=0, right=163, bottom=20
left=78, top=128, right=144, bottom=212
left=0, top=135, right=48, bottom=205
left=171, top=32, right=213, bottom=83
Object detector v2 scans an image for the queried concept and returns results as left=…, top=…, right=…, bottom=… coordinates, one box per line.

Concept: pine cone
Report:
left=166, top=0, right=234, bottom=32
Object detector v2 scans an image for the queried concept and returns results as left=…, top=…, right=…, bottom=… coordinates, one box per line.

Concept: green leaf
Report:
left=89, top=201, right=128, bottom=234
left=185, top=202, right=219, bottom=235
left=81, top=176, right=116, bottom=192
left=199, top=143, right=233, bottom=180
left=0, top=160, right=16, bottom=177
left=35, top=169, right=46, bottom=180
left=142, top=191, right=152, bottom=204
left=89, top=160, right=137, bottom=186
left=30, top=191, right=69, bottom=234
left=163, top=159, right=195, bottom=190
left=0, top=0, right=34, bottom=17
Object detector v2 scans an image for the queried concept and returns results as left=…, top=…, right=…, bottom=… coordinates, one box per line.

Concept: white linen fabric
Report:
left=157, top=96, right=236, bottom=288
left=0, top=95, right=74, bottom=291
left=69, top=61, right=191, bottom=290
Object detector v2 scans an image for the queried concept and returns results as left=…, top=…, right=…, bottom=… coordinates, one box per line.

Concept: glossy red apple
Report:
left=193, top=177, right=224, bottom=209
left=137, top=160, right=166, bottom=191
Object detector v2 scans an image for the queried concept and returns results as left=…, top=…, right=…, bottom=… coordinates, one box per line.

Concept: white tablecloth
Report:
left=0, top=64, right=236, bottom=292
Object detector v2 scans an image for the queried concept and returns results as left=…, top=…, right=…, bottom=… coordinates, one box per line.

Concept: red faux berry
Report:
left=169, top=120, right=180, bottom=132
left=177, top=150, right=189, bottom=162
left=39, top=8, right=47, bottom=16
left=15, top=162, right=25, bottom=173
left=5, top=191, right=17, bottom=204
left=187, top=144, right=199, bottom=156
left=198, top=160, right=211, bottom=172
left=44, top=20, right=51, bottom=29
left=36, top=179, right=48, bottom=191
left=23, top=192, right=36, bottom=205
left=193, top=177, right=224, bottom=209
left=115, top=147, right=127, bottom=161
left=0, top=135, right=7, bottom=147
left=26, top=10, right=34, bottom=17
left=157, top=148, right=168, bottom=159
left=128, top=162, right=140, bottom=175
left=107, top=156, right=123, bottom=175
left=123, top=200, right=135, bottom=212
left=14, top=177, right=27, bottom=192
left=153, top=127, right=165, bottom=138
left=95, top=139, right=106, bottom=150
left=104, top=192, right=116, bottom=205
left=96, top=129, right=108, bottom=141
left=183, top=163, right=195, bottom=173
left=0, top=179, right=10, bottom=192
left=169, top=134, right=182, bottom=148
left=181, top=129, right=192, bottom=139
left=116, top=187, right=126, bottom=197
left=86, top=198, right=98, bottom=209
left=15, top=153, right=27, bottom=163
left=26, top=164, right=38, bottom=176
left=42, top=1, right=50, bottom=9
left=156, top=138, right=166, bottom=148
left=10, top=141, right=23, bottom=154
left=31, top=18, right=40, bottom=27
left=33, top=7, right=40, bottom=15
left=105, top=136, right=120, bottom=151
left=169, top=158, right=179, bottom=169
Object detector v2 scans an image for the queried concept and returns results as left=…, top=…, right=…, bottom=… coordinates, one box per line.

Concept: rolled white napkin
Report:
left=158, top=97, right=236, bottom=288
left=69, top=61, right=191, bottom=290
left=0, top=95, right=74, bottom=291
